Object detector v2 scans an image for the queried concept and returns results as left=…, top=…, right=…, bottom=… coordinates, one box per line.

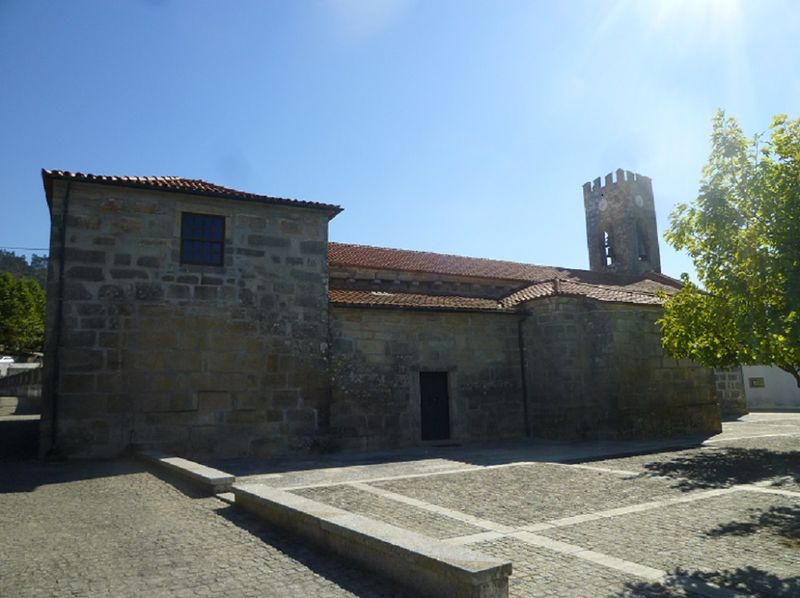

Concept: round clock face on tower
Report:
left=598, top=198, right=608, bottom=211
left=635, top=194, right=644, bottom=207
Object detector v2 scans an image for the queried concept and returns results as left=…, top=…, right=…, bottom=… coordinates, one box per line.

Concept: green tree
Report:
left=0, top=250, right=48, bottom=288
left=0, top=272, right=45, bottom=353
left=659, top=111, right=800, bottom=386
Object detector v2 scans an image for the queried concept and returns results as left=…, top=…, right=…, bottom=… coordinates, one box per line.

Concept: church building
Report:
left=39, top=168, right=723, bottom=458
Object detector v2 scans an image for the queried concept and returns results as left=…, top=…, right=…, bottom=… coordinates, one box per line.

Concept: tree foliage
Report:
left=0, top=272, right=45, bottom=353
left=659, top=111, right=800, bottom=386
left=0, top=250, right=48, bottom=288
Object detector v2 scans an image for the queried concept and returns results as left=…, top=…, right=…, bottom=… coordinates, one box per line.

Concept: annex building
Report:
left=39, top=168, right=729, bottom=458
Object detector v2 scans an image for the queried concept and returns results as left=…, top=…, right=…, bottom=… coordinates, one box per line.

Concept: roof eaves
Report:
left=330, top=300, right=519, bottom=315
left=501, top=278, right=665, bottom=308
left=41, top=169, right=344, bottom=218
left=643, top=270, right=684, bottom=289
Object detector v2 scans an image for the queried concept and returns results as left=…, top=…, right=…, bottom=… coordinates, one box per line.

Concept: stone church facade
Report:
left=39, top=168, right=722, bottom=458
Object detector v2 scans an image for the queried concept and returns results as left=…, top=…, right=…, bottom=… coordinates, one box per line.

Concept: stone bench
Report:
left=138, top=451, right=235, bottom=494
left=233, top=483, right=512, bottom=598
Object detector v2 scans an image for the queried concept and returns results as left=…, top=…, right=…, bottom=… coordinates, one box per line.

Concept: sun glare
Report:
left=650, top=0, right=743, bottom=40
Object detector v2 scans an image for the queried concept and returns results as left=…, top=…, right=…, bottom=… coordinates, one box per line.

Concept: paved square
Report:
left=2, top=412, right=798, bottom=596
left=274, top=414, right=799, bottom=597
left=0, top=459, right=405, bottom=597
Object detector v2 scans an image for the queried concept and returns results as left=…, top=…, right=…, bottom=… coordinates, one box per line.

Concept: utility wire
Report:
left=0, top=246, right=49, bottom=252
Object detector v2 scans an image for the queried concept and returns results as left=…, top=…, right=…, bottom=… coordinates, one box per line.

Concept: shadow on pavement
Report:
left=211, top=436, right=710, bottom=479
left=638, top=447, right=800, bottom=491
left=0, top=416, right=39, bottom=462
left=213, top=502, right=407, bottom=597
left=0, top=458, right=143, bottom=494
left=708, top=504, right=800, bottom=548
left=619, top=566, right=800, bottom=598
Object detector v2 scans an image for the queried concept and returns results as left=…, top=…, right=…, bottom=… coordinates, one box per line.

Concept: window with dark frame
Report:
left=180, top=212, right=225, bottom=266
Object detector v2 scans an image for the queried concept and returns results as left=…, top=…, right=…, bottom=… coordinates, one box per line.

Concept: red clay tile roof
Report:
left=329, top=242, right=681, bottom=291
left=41, top=169, right=342, bottom=217
left=329, top=289, right=505, bottom=311
left=501, top=279, right=664, bottom=307
left=329, top=242, right=572, bottom=282
left=330, top=280, right=665, bottom=312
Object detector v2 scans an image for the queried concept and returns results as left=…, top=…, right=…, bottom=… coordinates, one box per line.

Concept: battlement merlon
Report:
left=582, top=169, right=653, bottom=201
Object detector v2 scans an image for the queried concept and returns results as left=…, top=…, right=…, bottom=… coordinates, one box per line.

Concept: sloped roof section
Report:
left=330, top=280, right=666, bottom=312
left=41, top=169, right=343, bottom=217
left=329, top=242, right=573, bottom=282
left=329, top=289, right=504, bottom=311
left=502, top=279, right=664, bottom=308
left=329, top=242, right=681, bottom=291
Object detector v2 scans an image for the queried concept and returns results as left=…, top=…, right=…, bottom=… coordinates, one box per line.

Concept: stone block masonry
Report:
left=41, top=179, right=333, bottom=458
left=38, top=168, right=722, bottom=459
left=329, top=307, right=526, bottom=451
left=522, top=297, right=721, bottom=440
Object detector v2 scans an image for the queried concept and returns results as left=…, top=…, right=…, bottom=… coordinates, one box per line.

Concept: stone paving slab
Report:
left=293, top=484, right=485, bottom=539
left=369, top=462, right=691, bottom=527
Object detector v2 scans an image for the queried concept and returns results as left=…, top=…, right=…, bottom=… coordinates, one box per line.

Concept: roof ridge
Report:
left=558, top=277, right=663, bottom=298
left=329, top=241, right=595, bottom=275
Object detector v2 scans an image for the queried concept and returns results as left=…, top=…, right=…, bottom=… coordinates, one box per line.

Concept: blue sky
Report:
left=1, top=0, right=798, bottom=279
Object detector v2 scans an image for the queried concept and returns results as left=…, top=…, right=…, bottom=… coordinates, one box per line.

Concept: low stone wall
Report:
left=0, top=367, right=42, bottom=414
left=233, top=483, right=512, bottom=598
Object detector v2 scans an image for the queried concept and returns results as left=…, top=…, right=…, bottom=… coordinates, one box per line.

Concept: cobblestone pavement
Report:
left=2, top=413, right=798, bottom=597
left=275, top=414, right=800, bottom=597
left=0, top=459, right=406, bottom=597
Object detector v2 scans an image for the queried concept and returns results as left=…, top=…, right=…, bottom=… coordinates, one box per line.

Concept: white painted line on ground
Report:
left=518, top=487, right=740, bottom=532
left=509, top=531, right=746, bottom=597
left=562, top=463, right=642, bottom=476
left=740, top=485, right=800, bottom=498
left=349, top=481, right=516, bottom=533
left=279, top=465, right=486, bottom=490
left=510, top=530, right=663, bottom=579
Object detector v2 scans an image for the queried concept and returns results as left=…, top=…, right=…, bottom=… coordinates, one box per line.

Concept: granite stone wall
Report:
left=41, top=180, right=332, bottom=458
left=329, top=307, right=526, bottom=451
left=522, top=297, right=720, bottom=440
left=583, top=170, right=662, bottom=276
left=714, top=367, right=748, bottom=417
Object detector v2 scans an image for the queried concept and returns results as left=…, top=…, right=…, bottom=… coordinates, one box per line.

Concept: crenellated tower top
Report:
left=583, top=169, right=661, bottom=276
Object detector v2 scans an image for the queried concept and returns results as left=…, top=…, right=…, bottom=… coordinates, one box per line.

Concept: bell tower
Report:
left=583, top=169, right=661, bottom=276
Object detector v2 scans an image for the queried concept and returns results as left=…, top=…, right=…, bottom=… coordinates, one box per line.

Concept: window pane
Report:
left=181, top=213, right=224, bottom=265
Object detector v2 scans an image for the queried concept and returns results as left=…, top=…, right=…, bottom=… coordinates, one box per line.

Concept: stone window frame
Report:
left=180, top=212, right=226, bottom=266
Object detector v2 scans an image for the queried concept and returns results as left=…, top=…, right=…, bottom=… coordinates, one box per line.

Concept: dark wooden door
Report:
left=420, top=372, right=450, bottom=441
